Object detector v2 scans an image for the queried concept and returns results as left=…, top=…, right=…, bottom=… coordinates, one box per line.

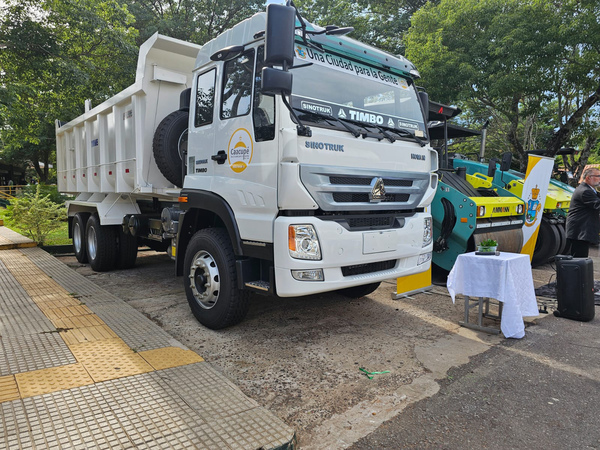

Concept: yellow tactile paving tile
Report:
left=34, top=296, right=84, bottom=312
left=15, top=363, right=94, bottom=398
left=52, top=314, right=105, bottom=330
left=43, top=304, right=94, bottom=321
left=139, top=347, right=204, bottom=371
left=69, top=338, right=133, bottom=361
left=59, top=324, right=118, bottom=345
left=69, top=338, right=153, bottom=381
left=81, top=353, right=154, bottom=382
left=0, top=375, right=20, bottom=402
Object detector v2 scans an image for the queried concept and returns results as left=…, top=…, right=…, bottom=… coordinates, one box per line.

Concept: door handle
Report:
left=211, top=150, right=227, bottom=164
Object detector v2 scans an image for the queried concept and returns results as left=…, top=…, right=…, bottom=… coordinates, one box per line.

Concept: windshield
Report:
left=291, top=43, right=426, bottom=138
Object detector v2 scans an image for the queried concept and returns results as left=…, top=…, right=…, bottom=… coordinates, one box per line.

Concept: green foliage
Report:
left=406, top=0, right=600, bottom=170
left=294, top=0, right=431, bottom=54
left=5, top=185, right=67, bottom=245
left=120, top=0, right=263, bottom=45
left=479, top=239, right=498, bottom=247
left=0, top=0, right=139, bottom=181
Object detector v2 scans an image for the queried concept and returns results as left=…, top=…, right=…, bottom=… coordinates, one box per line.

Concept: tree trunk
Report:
left=546, top=83, right=600, bottom=156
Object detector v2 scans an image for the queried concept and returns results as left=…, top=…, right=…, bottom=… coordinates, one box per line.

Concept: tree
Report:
left=119, top=0, right=263, bottom=46
left=5, top=184, right=67, bottom=245
left=0, top=0, right=139, bottom=182
left=405, top=0, right=600, bottom=171
left=294, top=0, right=432, bottom=55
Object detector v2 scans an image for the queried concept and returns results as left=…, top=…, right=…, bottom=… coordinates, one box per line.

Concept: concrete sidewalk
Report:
left=0, top=226, right=295, bottom=449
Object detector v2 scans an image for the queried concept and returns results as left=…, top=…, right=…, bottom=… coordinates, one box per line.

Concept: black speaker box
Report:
left=554, top=256, right=595, bottom=322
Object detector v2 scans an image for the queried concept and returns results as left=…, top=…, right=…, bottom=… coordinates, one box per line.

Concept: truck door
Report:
left=187, top=67, right=217, bottom=186
left=211, top=46, right=279, bottom=243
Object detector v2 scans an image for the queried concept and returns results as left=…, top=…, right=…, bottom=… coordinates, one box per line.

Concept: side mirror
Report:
left=265, top=4, right=296, bottom=67
left=418, top=91, right=429, bottom=119
left=487, top=159, right=497, bottom=178
left=261, top=67, right=293, bottom=96
left=500, top=152, right=512, bottom=172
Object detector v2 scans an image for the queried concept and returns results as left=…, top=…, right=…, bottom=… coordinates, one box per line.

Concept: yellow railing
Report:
left=0, top=185, right=26, bottom=201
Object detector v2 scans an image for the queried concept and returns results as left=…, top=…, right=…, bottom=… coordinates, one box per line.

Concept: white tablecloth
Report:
left=447, top=252, right=539, bottom=338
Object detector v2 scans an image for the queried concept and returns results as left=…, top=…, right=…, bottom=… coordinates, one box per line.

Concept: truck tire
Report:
left=153, top=110, right=188, bottom=187
left=184, top=228, right=250, bottom=329
left=116, top=228, right=138, bottom=269
left=72, top=212, right=89, bottom=263
left=337, top=282, right=381, bottom=299
left=86, top=214, right=117, bottom=272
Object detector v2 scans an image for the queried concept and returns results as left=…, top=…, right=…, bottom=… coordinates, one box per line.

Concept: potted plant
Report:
left=478, top=238, right=498, bottom=253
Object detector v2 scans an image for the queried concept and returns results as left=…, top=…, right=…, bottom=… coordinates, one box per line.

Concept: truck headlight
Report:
left=423, top=217, right=432, bottom=247
left=289, top=225, right=321, bottom=260
left=517, top=204, right=524, bottom=214
left=477, top=206, right=486, bottom=217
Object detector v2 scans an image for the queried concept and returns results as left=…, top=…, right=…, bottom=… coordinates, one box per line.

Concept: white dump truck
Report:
left=56, top=4, right=438, bottom=329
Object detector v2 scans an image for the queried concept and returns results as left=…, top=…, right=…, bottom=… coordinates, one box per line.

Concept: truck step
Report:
left=245, top=280, right=271, bottom=292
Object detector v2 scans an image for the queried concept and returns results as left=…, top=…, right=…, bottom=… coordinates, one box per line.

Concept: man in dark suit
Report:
left=565, top=167, right=600, bottom=257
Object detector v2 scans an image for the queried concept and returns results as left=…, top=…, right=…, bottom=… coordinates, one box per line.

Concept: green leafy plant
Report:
left=5, top=185, right=67, bottom=245
left=479, top=239, right=498, bottom=247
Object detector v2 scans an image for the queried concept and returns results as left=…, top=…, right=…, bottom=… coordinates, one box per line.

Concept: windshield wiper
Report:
left=382, top=126, right=427, bottom=147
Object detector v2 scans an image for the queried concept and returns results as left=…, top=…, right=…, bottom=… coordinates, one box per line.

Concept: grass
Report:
left=0, top=206, right=72, bottom=246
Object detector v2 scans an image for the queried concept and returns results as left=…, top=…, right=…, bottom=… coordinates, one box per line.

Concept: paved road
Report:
left=350, top=300, right=600, bottom=449
left=57, top=248, right=600, bottom=448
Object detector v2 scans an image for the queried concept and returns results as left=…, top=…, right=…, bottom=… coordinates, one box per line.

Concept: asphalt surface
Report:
left=349, top=301, right=600, bottom=449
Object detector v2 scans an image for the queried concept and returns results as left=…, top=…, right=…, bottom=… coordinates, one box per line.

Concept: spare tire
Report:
left=153, top=110, right=188, bottom=187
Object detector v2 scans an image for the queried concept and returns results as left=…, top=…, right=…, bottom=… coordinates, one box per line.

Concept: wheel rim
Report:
left=87, top=226, right=97, bottom=261
left=73, top=222, right=83, bottom=254
left=178, top=129, right=188, bottom=160
left=189, top=250, right=220, bottom=309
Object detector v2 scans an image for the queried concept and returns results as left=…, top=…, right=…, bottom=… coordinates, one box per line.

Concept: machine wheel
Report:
left=531, top=220, right=560, bottom=267
left=86, top=215, right=117, bottom=272
left=72, top=213, right=89, bottom=263
left=116, top=228, right=138, bottom=269
left=153, top=110, right=188, bottom=187
left=337, top=282, right=381, bottom=299
left=183, top=228, right=250, bottom=329
left=554, top=223, right=567, bottom=256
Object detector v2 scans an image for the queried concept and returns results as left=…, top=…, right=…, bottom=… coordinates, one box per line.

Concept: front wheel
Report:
left=337, top=282, right=381, bottom=299
left=183, top=228, right=250, bottom=329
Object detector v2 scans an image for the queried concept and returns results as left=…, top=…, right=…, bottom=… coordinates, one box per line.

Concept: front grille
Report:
left=300, top=164, right=430, bottom=212
left=333, top=193, right=410, bottom=203
left=342, top=259, right=396, bottom=276
left=330, top=176, right=413, bottom=187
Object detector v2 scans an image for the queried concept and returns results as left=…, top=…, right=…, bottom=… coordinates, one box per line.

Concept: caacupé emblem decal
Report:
left=525, top=185, right=541, bottom=227
left=228, top=128, right=253, bottom=173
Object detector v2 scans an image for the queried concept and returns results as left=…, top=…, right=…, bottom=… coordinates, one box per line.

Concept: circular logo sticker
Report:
left=228, top=128, right=253, bottom=173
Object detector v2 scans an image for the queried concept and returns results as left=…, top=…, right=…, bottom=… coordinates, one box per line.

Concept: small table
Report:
left=447, top=252, right=539, bottom=338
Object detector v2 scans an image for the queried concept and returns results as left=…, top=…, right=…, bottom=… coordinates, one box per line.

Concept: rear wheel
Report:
left=183, top=228, right=250, bottom=329
left=86, top=215, right=117, bottom=272
left=72, top=213, right=89, bottom=263
left=337, top=282, right=381, bottom=299
left=116, top=228, right=138, bottom=269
